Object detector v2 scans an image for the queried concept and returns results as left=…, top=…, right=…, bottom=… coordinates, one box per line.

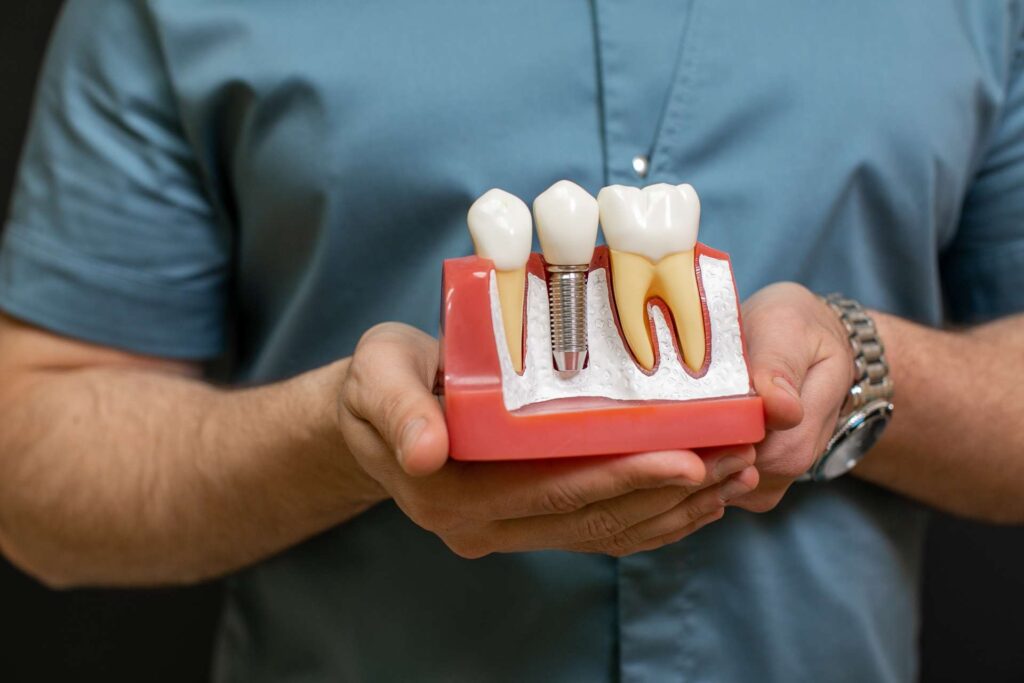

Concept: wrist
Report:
left=303, top=360, right=390, bottom=508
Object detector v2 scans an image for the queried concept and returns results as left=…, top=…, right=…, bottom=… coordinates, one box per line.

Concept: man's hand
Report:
left=337, top=323, right=759, bottom=558
left=729, top=283, right=855, bottom=512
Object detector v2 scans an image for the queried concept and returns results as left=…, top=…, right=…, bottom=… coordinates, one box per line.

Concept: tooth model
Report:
left=467, top=189, right=533, bottom=373
left=533, top=180, right=600, bottom=376
left=439, top=182, right=764, bottom=461
left=598, top=183, right=706, bottom=373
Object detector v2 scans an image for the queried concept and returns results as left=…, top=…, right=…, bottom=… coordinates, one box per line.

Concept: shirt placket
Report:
left=590, top=1, right=702, bottom=681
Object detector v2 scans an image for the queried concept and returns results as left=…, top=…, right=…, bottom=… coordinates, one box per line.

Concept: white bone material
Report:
left=489, top=255, right=751, bottom=411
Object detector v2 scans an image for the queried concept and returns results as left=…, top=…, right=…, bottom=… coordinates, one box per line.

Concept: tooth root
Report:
left=652, top=251, right=707, bottom=372
left=495, top=268, right=526, bottom=373
left=609, top=250, right=657, bottom=370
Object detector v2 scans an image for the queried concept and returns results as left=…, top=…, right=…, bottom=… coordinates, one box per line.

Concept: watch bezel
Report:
left=808, top=399, right=894, bottom=482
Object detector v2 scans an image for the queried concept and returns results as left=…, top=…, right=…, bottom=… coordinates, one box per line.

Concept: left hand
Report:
left=729, top=283, right=856, bottom=512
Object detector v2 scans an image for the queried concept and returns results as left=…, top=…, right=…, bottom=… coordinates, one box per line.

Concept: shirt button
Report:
left=632, top=154, right=650, bottom=179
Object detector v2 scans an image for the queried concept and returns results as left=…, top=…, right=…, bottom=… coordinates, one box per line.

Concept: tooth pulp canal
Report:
left=467, top=188, right=533, bottom=373
left=533, top=180, right=600, bottom=376
left=597, top=183, right=707, bottom=372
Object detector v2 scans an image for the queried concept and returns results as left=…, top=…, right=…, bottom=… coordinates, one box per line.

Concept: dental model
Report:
left=533, top=180, right=600, bottom=376
left=440, top=182, right=763, bottom=461
left=467, top=189, right=533, bottom=373
left=598, top=183, right=706, bottom=373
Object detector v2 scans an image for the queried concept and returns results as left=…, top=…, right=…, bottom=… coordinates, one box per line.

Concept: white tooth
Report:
left=533, top=180, right=599, bottom=265
left=467, top=188, right=533, bottom=374
left=597, top=183, right=700, bottom=263
left=467, top=189, right=533, bottom=271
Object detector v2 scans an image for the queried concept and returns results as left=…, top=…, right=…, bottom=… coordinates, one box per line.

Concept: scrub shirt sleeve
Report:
left=943, top=23, right=1024, bottom=325
left=0, top=0, right=229, bottom=359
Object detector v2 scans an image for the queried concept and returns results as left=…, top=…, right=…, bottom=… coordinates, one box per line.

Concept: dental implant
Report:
left=533, top=180, right=600, bottom=376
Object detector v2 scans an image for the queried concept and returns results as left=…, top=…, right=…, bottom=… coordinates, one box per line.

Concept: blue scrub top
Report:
left=3, top=1, right=1024, bottom=681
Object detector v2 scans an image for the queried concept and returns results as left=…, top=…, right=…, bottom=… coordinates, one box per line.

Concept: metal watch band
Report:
left=798, top=294, right=896, bottom=482
left=822, top=294, right=894, bottom=415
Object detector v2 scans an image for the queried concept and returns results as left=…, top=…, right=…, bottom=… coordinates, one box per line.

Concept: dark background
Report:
left=2, top=3, right=1023, bottom=682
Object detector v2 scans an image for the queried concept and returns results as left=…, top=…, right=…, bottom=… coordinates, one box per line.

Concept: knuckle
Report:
left=538, top=482, right=588, bottom=515
left=606, top=526, right=643, bottom=554
left=679, top=497, right=712, bottom=523
left=342, top=360, right=369, bottom=416
left=378, top=392, right=409, bottom=432
left=358, top=322, right=404, bottom=348
left=580, top=505, right=628, bottom=541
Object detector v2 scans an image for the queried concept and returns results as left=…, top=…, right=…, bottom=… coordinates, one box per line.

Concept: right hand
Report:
left=337, top=323, right=758, bottom=558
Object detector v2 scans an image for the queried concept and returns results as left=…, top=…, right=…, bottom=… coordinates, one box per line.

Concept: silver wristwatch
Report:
left=801, top=294, right=895, bottom=482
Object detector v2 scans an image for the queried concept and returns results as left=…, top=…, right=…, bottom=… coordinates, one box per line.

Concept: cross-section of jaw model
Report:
left=598, top=183, right=706, bottom=373
left=439, top=181, right=764, bottom=462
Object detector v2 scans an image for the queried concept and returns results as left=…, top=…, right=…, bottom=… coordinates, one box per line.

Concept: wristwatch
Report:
left=800, top=294, right=895, bottom=482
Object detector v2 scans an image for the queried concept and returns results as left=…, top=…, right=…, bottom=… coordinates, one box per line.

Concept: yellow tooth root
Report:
left=651, top=251, right=707, bottom=372
left=608, top=251, right=658, bottom=370
left=608, top=249, right=707, bottom=373
left=495, top=268, right=526, bottom=374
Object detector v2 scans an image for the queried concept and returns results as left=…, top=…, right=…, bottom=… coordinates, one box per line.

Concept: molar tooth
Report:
left=598, top=183, right=706, bottom=372
left=467, top=189, right=533, bottom=373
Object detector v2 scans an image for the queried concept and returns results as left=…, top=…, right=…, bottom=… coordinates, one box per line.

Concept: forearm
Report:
left=0, top=359, right=385, bottom=588
left=854, top=312, right=1024, bottom=522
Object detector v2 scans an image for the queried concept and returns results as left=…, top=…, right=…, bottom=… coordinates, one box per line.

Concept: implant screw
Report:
left=547, top=264, right=589, bottom=376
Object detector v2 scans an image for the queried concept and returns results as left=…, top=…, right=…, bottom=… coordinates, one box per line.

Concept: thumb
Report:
left=345, top=324, right=450, bottom=476
left=746, top=321, right=812, bottom=432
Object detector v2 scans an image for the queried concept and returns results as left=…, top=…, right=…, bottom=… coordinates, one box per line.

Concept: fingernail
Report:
left=397, top=418, right=426, bottom=466
left=719, top=475, right=752, bottom=502
left=712, top=456, right=748, bottom=482
left=772, top=376, right=800, bottom=400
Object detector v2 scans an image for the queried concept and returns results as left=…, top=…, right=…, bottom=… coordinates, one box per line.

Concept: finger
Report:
left=487, top=448, right=754, bottom=550
left=613, top=507, right=726, bottom=556
left=343, top=323, right=449, bottom=476
left=567, top=469, right=755, bottom=555
left=471, top=448, right=753, bottom=551
left=570, top=466, right=756, bottom=555
left=492, top=484, right=702, bottom=552
left=745, top=320, right=813, bottom=432
left=457, top=449, right=709, bottom=521
left=696, top=445, right=757, bottom=483
left=524, top=464, right=749, bottom=557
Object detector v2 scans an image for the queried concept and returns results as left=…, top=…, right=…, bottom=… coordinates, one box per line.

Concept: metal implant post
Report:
left=547, top=264, right=589, bottom=375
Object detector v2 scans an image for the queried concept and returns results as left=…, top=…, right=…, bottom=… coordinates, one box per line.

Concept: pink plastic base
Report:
left=438, top=245, right=765, bottom=461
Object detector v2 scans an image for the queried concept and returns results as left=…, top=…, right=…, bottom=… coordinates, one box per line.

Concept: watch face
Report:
left=821, top=402, right=894, bottom=480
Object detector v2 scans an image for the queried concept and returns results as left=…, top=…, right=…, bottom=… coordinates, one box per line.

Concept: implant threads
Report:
left=547, top=264, right=589, bottom=375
